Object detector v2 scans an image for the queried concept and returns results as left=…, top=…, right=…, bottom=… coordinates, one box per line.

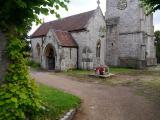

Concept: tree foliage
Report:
left=155, top=31, right=160, bottom=63
left=0, top=0, right=69, bottom=119
left=0, top=0, right=69, bottom=33
left=140, top=0, right=160, bottom=14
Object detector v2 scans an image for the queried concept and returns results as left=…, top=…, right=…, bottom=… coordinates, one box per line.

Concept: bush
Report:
left=28, top=60, right=41, bottom=69
left=155, top=31, right=160, bottom=63
left=0, top=37, right=43, bottom=120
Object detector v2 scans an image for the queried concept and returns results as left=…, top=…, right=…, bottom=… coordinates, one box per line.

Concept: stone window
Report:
left=96, top=41, right=101, bottom=58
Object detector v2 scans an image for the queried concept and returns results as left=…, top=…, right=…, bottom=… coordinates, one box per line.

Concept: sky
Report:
left=29, top=0, right=160, bottom=35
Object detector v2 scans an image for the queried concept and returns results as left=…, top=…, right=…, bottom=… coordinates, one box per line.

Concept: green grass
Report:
left=28, top=60, right=41, bottom=70
left=62, top=69, right=93, bottom=77
left=54, top=68, right=138, bottom=85
left=38, top=84, right=81, bottom=120
left=109, top=67, right=136, bottom=74
left=135, top=79, right=160, bottom=104
left=64, top=67, right=135, bottom=75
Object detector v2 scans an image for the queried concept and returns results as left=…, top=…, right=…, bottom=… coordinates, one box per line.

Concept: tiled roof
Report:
left=30, top=9, right=96, bottom=38
left=54, top=30, right=77, bottom=47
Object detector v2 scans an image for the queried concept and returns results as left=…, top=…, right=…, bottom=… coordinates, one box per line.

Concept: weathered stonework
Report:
left=72, top=8, right=106, bottom=69
left=30, top=1, right=157, bottom=70
left=31, top=7, right=106, bottom=71
left=105, top=17, right=120, bottom=66
left=31, top=29, right=78, bottom=71
left=105, top=0, right=157, bottom=68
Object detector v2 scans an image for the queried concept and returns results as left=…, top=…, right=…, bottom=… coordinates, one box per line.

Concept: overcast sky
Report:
left=29, top=0, right=160, bottom=35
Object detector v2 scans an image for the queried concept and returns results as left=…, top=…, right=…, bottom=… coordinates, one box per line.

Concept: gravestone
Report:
left=0, top=31, right=9, bottom=84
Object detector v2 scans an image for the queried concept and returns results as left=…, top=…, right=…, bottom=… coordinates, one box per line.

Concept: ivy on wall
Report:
left=0, top=37, right=42, bottom=119
left=0, top=0, right=69, bottom=119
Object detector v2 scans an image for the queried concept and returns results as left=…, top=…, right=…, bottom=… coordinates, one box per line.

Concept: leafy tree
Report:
left=140, top=0, right=160, bottom=14
left=155, top=31, right=160, bottom=63
left=0, top=0, right=69, bottom=119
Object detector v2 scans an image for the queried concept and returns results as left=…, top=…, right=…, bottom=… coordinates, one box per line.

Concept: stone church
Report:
left=30, top=0, right=157, bottom=71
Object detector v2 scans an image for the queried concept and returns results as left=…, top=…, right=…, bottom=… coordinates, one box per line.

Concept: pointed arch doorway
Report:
left=45, top=44, right=56, bottom=70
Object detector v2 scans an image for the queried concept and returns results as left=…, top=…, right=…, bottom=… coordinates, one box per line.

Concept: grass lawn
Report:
left=38, top=84, right=81, bottom=120
left=55, top=67, right=136, bottom=84
left=60, top=69, right=93, bottom=77
left=109, top=67, right=136, bottom=74
left=60, top=67, right=136, bottom=76
left=28, top=60, right=44, bottom=71
left=134, top=79, right=160, bottom=105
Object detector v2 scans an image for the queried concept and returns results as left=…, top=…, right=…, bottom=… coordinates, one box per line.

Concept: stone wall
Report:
left=72, top=7, right=106, bottom=69
left=41, top=30, right=60, bottom=70
left=31, top=29, right=77, bottom=71
left=106, top=17, right=119, bottom=66
left=60, top=47, right=77, bottom=70
left=105, top=0, right=157, bottom=68
left=71, top=31, right=88, bottom=69
left=30, top=37, right=42, bottom=63
left=106, top=0, right=140, bottom=33
left=118, top=33, right=141, bottom=59
left=146, top=35, right=157, bottom=66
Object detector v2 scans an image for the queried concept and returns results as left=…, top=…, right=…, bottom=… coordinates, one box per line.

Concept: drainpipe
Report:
left=77, top=46, right=79, bottom=69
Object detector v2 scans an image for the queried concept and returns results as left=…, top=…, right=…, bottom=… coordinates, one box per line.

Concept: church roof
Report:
left=30, top=9, right=96, bottom=38
left=54, top=30, right=77, bottom=48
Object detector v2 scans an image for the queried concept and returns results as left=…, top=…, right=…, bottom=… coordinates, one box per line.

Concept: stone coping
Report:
left=60, top=109, right=77, bottom=120
left=89, top=73, right=115, bottom=78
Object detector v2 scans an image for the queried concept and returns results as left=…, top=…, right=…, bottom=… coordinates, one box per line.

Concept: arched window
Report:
left=96, top=41, right=101, bottom=58
left=36, top=43, right=40, bottom=57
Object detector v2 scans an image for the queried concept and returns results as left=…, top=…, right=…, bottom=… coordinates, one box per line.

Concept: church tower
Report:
left=105, top=0, right=157, bottom=68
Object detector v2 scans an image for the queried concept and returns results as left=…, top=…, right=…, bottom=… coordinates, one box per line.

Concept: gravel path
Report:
left=32, top=71, right=160, bottom=120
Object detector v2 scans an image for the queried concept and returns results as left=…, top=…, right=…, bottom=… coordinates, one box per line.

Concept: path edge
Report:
left=60, top=109, right=77, bottom=120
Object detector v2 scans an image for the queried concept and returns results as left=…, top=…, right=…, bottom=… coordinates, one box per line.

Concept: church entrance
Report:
left=45, top=44, right=56, bottom=70
left=47, top=48, right=55, bottom=70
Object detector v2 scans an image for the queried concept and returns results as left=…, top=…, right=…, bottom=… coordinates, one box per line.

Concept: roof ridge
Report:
left=31, top=9, right=97, bottom=38
left=54, top=29, right=69, bottom=32
left=45, top=9, right=96, bottom=24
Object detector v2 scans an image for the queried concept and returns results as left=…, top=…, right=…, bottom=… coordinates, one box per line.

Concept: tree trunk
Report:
left=0, top=31, right=9, bottom=85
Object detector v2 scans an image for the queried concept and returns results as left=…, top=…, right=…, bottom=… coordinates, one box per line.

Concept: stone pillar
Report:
left=0, top=31, right=9, bottom=84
